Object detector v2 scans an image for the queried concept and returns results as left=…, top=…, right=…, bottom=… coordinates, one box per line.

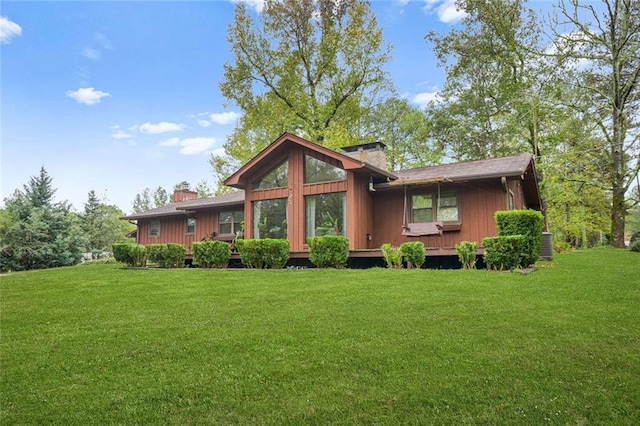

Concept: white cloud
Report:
left=422, top=0, right=466, bottom=24
left=0, top=16, right=22, bottom=44
left=111, top=130, right=133, bottom=140
left=197, top=119, right=212, bottom=128
left=81, top=47, right=100, bottom=60
left=134, top=121, right=185, bottom=134
left=412, top=90, right=441, bottom=109
left=159, top=137, right=218, bottom=155
left=231, top=0, right=264, bottom=13
left=93, top=32, right=114, bottom=50
left=66, top=87, right=111, bottom=105
left=209, top=111, right=241, bottom=125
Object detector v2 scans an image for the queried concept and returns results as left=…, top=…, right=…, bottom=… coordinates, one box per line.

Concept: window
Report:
left=411, top=192, right=459, bottom=223
left=219, top=210, right=244, bottom=236
left=149, top=220, right=161, bottom=237
left=304, top=155, right=346, bottom=184
left=253, top=198, right=287, bottom=239
left=254, top=161, right=288, bottom=189
left=306, top=192, right=347, bottom=238
left=185, top=218, right=195, bottom=235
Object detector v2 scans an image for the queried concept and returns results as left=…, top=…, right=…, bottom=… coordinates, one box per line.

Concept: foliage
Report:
left=482, top=235, right=525, bottom=271
left=550, top=0, right=640, bottom=247
left=235, top=239, right=263, bottom=269
left=81, top=190, right=134, bottom=255
left=307, top=235, right=350, bottom=268
left=212, top=0, right=393, bottom=186
left=495, top=209, right=544, bottom=267
left=380, top=243, right=402, bottom=269
left=455, top=241, right=478, bottom=269
left=112, top=244, right=134, bottom=265
left=629, top=240, right=640, bottom=252
left=553, top=239, right=573, bottom=254
left=147, top=244, right=186, bottom=268
left=192, top=241, right=232, bottom=268
left=111, top=243, right=148, bottom=267
left=0, top=167, right=87, bottom=272
left=260, top=239, right=290, bottom=269
left=399, top=241, right=426, bottom=269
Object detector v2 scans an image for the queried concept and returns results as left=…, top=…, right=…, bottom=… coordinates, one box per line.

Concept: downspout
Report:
left=501, top=176, right=509, bottom=209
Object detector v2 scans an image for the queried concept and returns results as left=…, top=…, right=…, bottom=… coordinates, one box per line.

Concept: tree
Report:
left=195, top=180, right=214, bottom=198
left=81, top=190, right=135, bottom=257
left=425, top=0, right=563, bottom=160
left=361, top=98, right=441, bottom=170
left=0, top=168, right=86, bottom=271
left=132, top=188, right=153, bottom=214
left=212, top=0, right=393, bottom=184
left=551, top=0, right=640, bottom=247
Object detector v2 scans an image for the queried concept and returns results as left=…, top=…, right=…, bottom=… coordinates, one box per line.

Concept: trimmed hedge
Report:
left=112, top=243, right=147, bottom=267
left=400, top=241, right=426, bottom=268
left=235, top=239, right=290, bottom=269
left=192, top=241, right=231, bottom=268
left=307, top=236, right=350, bottom=268
left=455, top=241, right=478, bottom=269
left=146, top=243, right=186, bottom=268
left=495, top=209, right=544, bottom=267
left=483, top=235, right=525, bottom=271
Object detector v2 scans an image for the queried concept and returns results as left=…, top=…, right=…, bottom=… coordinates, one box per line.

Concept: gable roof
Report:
left=121, top=191, right=245, bottom=220
left=224, top=132, right=396, bottom=189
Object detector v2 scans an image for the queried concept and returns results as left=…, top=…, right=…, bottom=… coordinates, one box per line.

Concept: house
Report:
left=121, top=132, right=542, bottom=266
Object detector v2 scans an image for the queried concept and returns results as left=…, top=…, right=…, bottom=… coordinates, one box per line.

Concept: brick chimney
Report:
left=173, top=189, right=198, bottom=203
left=341, top=142, right=387, bottom=170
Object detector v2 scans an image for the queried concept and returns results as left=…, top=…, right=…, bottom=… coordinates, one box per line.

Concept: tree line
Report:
left=212, top=0, right=639, bottom=248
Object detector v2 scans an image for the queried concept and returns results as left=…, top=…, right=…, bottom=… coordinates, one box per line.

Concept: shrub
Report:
left=400, top=241, right=426, bottom=268
left=553, top=239, right=572, bottom=253
left=129, top=244, right=148, bottom=268
left=235, top=239, right=264, bottom=269
left=482, top=235, right=525, bottom=271
left=192, top=241, right=231, bottom=268
left=455, top=241, right=478, bottom=269
left=630, top=240, right=640, bottom=252
left=261, top=239, right=290, bottom=269
left=112, top=243, right=133, bottom=265
left=146, top=243, right=186, bottom=268
left=495, top=209, right=544, bottom=267
left=630, top=230, right=640, bottom=244
left=381, top=243, right=403, bottom=269
left=307, top=236, right=350, bottom=268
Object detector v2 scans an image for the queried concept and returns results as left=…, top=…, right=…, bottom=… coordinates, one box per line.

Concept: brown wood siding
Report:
left=347, top=173, right=373, bottom=249
left=371, top=180, right=512, bottom=249
left=137, top=216, right=195, bottom=251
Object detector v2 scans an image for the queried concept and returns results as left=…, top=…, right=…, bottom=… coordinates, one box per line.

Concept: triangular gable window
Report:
left=304, top=155, right=346, bottom=184
left=254, top=161, right=288, bottom=189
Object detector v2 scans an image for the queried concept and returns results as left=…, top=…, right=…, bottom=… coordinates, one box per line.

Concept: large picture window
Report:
left=254, top=161, right=288, bottom=189
left=304, top=155, right=346, bottom=184
left=253, top=198, right=287, bottom=239
left=305, top=192, right=347, bottom=238
left=411, top=192, right=459, bottom=223
left=219, top=210, right=244, bottom=236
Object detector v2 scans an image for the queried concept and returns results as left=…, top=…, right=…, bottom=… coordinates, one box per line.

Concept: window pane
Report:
left=186, top=218, right=195, bottom=234
left=437, top=194, right=459, bottom=222
left=253, top=199, right=287, bottom=239
left=254, top=162, right=288, bottom=189
left=305, top=192, right=346, bottom=238
left=412, top=195, right=432, bottom=209
left=150, top=220, right=160, bottom=237
left=412, top=195, right=433, bottom=222
left=304, top=155, right=346, bottom=184
left=413, top=208, right=433, bottom=223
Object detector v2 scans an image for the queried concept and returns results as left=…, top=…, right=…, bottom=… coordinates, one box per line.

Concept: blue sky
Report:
left=1, top=0, right=554, bottom=213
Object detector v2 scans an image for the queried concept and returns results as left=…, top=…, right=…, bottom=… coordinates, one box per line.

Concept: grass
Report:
left=1, top=249, right=639, bottom=425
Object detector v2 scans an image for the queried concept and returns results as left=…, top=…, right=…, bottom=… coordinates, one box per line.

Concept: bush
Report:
left=192, top=241, right=231, bottom=268
left=400, top=241, right=426, bottom=268
left=495, top=209, right=544, bottom=267
left=553, top=239, right=572, bottom=253
left=482, top=235, right=525, bottom=271
left=307, top=236, right=350, bottom=268
left=112, top=243, right=147, bottom=267
left=146, top=243, right=186, bottom=268
left=455, top=241, right=478, bottom=269
left=381, top=243, right=403, bottom=269
left=261, top=239, right=290, bottom=269
left=112, top=243, right=133, bottom=265
left=630, top=240, right=640, bottom=252
left=630, top=230, right=640, bottom=245
left=235, top=239, right=263, bottom=269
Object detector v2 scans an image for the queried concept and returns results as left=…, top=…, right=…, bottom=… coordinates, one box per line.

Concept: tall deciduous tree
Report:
left=82, top=190, right=135, bottom=256
left=212, top=0, right=392, bottom=184
left=552, top=0, right=640, bottom=247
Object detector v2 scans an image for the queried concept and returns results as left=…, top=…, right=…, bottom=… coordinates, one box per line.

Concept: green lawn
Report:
left=1, top=249, right=639, bottom=425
